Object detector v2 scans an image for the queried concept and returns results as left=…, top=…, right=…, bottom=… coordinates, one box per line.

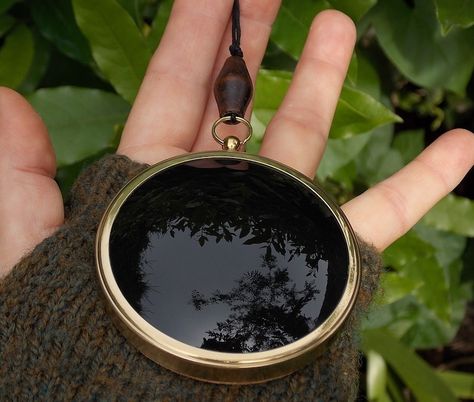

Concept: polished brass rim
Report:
left=96, top=151, right=361, bottom=384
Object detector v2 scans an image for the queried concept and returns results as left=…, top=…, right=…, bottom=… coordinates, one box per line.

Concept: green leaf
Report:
left=18, top=31, right=52, bottom=94
left=362, top=329, right=457, bottom=402
left=414, top=223, right=467, bottom=267
left=330, top=160, right=357, bottom=193
left=117, top=0, right=160, bottom=28
left=254, top=69, right=292, bottom=113
left=437, top=370, right=474, bottom=399
left=262, top=41, right=298, bottom=71
left=356, top=54, right=381, bottom=99
left=423, top=194, right=474, bottom=237
left=0, top=14, right=14, bottom=37
left=383, top=231, right=434, bottom=267
left=146, top=0, right=173, bottom=52
left=0, top=0, right=16, bottom=14
left=370, top=0, right=474, bottom=95
left=247, top=112, right=268, bottom=153
left=31, top=0, right=92, bottom=64
left=382, top=235, right=451, bottom=322
left=346, top=52, right=358, bottom=86
left=365, top=227, right=468, bottom=348
left=251, top=69, right=291, bottom=152
left=271, top=0, right=330, bottom=59
left=330, top=85, right=401, bottom=139
left=366, top=350, right=391, bottom=402
left=435, top=0, right=474, bottom=34
left=364, top=295, right=455, bottom=347
left=116, top=0, right=142, bottom=24
left=73, top=0, right=151, bottom=103
left=253, top=69, right=400, bottom=143
left=328, top=0, right=377, bottom=21
left=392, top=129, right=424, bottom=165
left=386, top=371, right=405, bottom=402
left=0, top=25, right=34, bottom=89
left=317, top=132, right=372, bottom=180
left=355, top=124, right=404, bottom=185
left=28, top=87, right=130, bottom=167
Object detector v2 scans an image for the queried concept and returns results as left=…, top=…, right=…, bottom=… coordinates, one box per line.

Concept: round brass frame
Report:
left=96, top=151, right=361, bottom=384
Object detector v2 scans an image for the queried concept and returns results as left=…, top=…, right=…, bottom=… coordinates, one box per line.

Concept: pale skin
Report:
left=0, top=2, right=473, bottom=278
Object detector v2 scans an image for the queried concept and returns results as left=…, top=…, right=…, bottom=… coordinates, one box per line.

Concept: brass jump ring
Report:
left=212, top=116, right=253, bottom=149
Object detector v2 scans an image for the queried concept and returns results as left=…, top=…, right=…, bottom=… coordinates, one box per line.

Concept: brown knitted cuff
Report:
left=0, top=154, right=382, bottom=402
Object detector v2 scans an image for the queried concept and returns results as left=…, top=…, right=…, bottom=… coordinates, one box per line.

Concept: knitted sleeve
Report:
left=0, top=154, right=382, bottom=402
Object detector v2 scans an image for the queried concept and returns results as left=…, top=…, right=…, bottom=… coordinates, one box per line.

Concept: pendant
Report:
left=96, top=150, right=360, bottom=384
left=96, top=6, right=360, bottom=383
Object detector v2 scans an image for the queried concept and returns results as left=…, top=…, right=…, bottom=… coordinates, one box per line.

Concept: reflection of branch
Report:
left=114, top=166, right=327, bottom=262
left=190, top=290, right=208, bottom=310
left=110, top=162, right=334, bottom=323
left=190, top=254, right=320, bottom=353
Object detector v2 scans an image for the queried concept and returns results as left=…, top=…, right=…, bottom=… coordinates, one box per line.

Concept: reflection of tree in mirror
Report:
left=110, top=160, right=347, bottom=337
left=190, top=252, right=320, bottom=353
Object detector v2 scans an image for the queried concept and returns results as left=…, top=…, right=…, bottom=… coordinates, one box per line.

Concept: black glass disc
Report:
left=109, top=157, right=349, bottom=354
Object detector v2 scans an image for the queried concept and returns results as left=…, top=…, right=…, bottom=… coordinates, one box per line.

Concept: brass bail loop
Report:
left=211, top=115, right=253, bottom=151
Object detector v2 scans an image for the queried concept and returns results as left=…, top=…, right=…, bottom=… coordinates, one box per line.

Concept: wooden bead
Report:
left=214, top=56, right=253, bottom=124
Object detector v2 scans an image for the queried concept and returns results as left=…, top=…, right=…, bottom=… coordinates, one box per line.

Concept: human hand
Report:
left=0, top=1, right=473, bottom=278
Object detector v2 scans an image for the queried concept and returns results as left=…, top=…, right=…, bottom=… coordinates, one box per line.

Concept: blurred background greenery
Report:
left=0, top=0, right=473, bottom=400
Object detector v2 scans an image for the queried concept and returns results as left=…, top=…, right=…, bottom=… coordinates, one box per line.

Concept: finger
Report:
left=259, top=10, right=356, bottom=178
left=118, top=0, right=234, bottom=163
left=0, top=87, right=63, bottom=277
left=342, top=129, right=474, bottom=251
left=191, top=0, right=281, bottom=152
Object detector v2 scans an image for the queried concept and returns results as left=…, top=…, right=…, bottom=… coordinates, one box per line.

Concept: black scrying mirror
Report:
left=96, top=151, right=360, bottom=384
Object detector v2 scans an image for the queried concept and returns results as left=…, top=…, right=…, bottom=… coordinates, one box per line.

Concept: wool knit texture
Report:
left=0, top=154, right=383, bottom=402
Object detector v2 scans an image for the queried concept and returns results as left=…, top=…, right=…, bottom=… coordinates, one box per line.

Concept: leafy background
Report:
left=0, top=0, right=473, bottom=400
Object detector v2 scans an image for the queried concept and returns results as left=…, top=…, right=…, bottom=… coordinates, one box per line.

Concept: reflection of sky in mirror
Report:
left=138, top=227, right=328, bottom=348
left=109, top=159, right=350, bottom=353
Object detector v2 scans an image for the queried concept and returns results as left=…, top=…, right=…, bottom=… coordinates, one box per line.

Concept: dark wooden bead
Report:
left=214, top=56, right=253, bottom=124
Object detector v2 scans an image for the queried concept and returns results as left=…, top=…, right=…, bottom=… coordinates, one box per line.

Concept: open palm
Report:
left=1, top=1, right=473, bottom=277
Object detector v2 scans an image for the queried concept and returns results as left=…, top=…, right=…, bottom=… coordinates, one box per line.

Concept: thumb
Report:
left=0, top=87, right=64, bottom=278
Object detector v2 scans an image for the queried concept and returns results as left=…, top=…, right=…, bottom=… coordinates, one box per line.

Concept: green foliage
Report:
left=424, top=194, right=474, bottom=237
left=363, top=329, right=457, bottom=402
left=19, top=33, right=51, bottom=94
left=0, top=0, right=473, bottom=400
left=271, top=0, right=329, bottom=59
left=318, top=132, right=372, bottom=180
left=28, top=87, right=130, bottom=166
left=328, top=0, right=376, bottom=22
left=252, top=69, right=400, bottom=142
left=355, top=125, right=404, bottom=185
left=437, top=370, right=474, bottom=400
left=369, top=0, right=474, bottom=95
left=435, top=0, right=474, bottom=34
left=332, top=85, right=402, bottom=138
left=72, top=0, right=151, bottom=103
left=392, top=129, right=424, bottom=164
left=116, top=0, right=146, bottom=25
left=364, top=227, right=468, bottom=349
left=366, top=350, right=391, bottom=402
left=0, top=14, right=14, bottom=36
left=0, top=0, right=16, bottom=14
left=145, top=0, right=172, bottom=52
left=0, top=25, right=33, bottom=88
left=30, top=0, right=91, bottom=64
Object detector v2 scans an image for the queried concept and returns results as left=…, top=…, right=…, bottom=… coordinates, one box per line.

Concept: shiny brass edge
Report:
left=96, top=151, right=361, bottom=384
